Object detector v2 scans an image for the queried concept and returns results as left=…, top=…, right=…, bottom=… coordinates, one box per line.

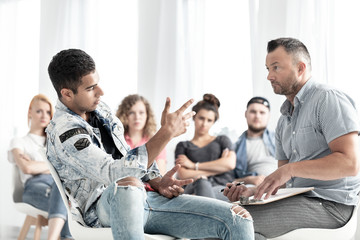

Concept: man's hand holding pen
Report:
left=222, top=181, right=256, bottom=202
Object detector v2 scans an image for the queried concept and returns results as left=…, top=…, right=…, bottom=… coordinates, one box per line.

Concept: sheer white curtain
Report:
left=1, top=0, right=138, bottom=232
left=249, top=0, right=337, bottom=129
left=0, top=0, right=41, bottom=230
left=138, top=0, right=253, bottom=169
left=332, top=0, right=360, bottom=108
left=39, top=0, right=138, bottom=111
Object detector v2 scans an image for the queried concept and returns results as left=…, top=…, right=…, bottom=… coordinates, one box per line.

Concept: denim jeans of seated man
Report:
left=96, top=182, right=254, bottom=240
left=23, top=174, right=72, bottom=239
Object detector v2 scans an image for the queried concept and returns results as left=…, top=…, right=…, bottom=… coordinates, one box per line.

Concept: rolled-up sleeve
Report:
left=317, top=90, right=360, bottom=144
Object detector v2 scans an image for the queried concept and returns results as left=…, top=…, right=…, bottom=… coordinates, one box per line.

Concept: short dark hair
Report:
left=48, top=49, right=96, bottom=98
left=247, top=96, right=270, bottom=110
left=267, top=37, right=311, bottom=71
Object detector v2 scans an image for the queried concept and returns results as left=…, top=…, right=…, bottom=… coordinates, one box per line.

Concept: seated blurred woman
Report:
left=175, top=93, right=236, bottom=199
left=116, top=94, right=167, bottom=175
left=8, top=94, right=72, bottom=240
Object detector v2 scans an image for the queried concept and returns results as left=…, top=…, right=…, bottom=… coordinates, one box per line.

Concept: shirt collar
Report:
left=56, top=99, right=77, bottom=116
left=280, top=78, right=314, bottom=116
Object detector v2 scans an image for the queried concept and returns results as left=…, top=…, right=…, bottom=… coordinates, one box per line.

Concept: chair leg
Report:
left=34, top=215, right=48, bottom=240
left=18, top=215, right=36, bottom=240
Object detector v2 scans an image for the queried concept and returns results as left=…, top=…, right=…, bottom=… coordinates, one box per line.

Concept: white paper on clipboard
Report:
left=236, top=187, right=314, bottom=205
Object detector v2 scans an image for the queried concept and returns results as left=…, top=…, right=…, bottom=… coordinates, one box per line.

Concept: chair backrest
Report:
left=44, top=156, right=116, bottom=238
left=11, top=157, right=49, bottom=219
left=12, top=164, right=24, bottom=203
left=44, top=155, right=176, bottom=240
left=44, top=159, right=72, bottom=214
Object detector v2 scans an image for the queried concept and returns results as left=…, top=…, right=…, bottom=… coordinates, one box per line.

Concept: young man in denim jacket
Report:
left=234, top=97, right=276, bottom=186
left=46, top=49, right=254, bottom=240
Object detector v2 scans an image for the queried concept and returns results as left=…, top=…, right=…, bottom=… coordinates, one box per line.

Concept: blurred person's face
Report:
left=28, top=100, right=51, bottom=130
left=194, top=109, right=215, bottom=136
left=127, top=101, right=147, bottom=132
left=245, top=103, right=270, bottom=133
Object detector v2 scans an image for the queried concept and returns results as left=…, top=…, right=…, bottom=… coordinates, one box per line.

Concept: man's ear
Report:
left=297, top=61, right=306, bottom=76
left=60, top=88, right=74, bottom=102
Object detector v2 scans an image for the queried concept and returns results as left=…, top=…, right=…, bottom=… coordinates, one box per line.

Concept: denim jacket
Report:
left=46, top=100, right=160, bottom=226
left=233, top=129, right=275, bottom=178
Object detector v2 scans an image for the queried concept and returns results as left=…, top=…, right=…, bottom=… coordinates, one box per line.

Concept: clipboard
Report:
left=236, top=187, right=314, bottom=205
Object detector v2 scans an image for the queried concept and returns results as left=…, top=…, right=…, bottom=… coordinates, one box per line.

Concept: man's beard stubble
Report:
left=248, top=125, right=266, bottom=134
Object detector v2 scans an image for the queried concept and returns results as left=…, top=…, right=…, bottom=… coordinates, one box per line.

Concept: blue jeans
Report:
left=23, top=174, right=72, bottom=239
left=96, top=183, right=254, bottom=240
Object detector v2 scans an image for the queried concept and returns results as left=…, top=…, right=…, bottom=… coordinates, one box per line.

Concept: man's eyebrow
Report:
left=265, top=61, right=279, bottom=69
left=85, top=84, right=97, bottom=90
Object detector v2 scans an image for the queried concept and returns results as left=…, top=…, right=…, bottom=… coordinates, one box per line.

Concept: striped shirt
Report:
left=275, top=78, right=360, bottom=205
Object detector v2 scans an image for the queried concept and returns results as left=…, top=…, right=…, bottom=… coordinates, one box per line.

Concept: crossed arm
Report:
left=11, top=148, right=50, bottom=175
left=176, top=149, right=236, bottom=180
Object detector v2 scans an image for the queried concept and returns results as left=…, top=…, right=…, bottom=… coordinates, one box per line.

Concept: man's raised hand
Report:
left=161, top=97, right=195, bottom=138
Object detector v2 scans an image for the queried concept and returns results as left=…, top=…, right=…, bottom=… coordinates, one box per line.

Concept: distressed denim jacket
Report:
left=46, top=100, right=160, bottom=226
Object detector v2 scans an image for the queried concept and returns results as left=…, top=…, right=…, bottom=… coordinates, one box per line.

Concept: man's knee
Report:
left=116, top=177, right=143, bottom=187
left=231, top=205, right=253, bottom=220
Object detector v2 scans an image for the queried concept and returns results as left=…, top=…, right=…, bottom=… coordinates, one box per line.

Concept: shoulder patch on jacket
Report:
left=59, top=128, right=88, bottom=143
left=74, top=138, right=91, bottom=151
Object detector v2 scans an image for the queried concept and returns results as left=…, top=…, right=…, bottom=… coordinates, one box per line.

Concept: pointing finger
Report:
left=161, top=97, right=171, bottom=126
left=176, top=99, right=194, bottom=114
left=175, top=178, right=193, bottom=187
left=163, top=97, right=171, bottom=114
left=183, top=111, right=196, bottom=121
left=164, top=164, right=181, bottom=178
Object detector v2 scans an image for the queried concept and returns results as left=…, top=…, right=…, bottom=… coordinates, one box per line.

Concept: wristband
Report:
left=195, top=162, right=199, bottom=171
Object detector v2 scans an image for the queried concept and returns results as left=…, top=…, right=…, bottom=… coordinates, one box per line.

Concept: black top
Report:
left=175, top=135, right=235, bottom=186
left=88, top=112, right=123, bottom=160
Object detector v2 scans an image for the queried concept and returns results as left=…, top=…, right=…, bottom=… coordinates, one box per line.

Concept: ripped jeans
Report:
left=23, top=174, right=72, bottom=239
left=96, top=183, right=254, bottom=240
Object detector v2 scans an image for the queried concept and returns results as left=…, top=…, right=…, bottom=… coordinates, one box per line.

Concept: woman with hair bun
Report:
left=175, top=93, right=236, bottom=199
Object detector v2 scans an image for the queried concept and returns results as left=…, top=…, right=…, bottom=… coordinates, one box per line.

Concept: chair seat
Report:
left=67, top=213, right=177, bottom=240
left=14, top=202, right=48, bottom=219
left=45, top=153, right=177, bottom=240
left=268, top=203, right=359, bottom=240
left=11, top=164, right=49, bottom=240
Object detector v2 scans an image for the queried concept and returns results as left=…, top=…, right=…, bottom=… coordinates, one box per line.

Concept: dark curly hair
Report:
left=116, top=94, right=157, bottom=138
left=192, top=93, right=220, bottom=121
left=48, top=49, right=96, bottom=98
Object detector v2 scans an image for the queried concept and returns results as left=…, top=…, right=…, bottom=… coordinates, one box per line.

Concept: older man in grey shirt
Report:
left=224, top=37, right=360, bottom=240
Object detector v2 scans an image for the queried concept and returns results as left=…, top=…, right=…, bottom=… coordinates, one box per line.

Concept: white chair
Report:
left=45, top=158, right=177, bottom=240
left=12, top=165, right=49, bottom=240
left=268, top=202, right=359, bottom=240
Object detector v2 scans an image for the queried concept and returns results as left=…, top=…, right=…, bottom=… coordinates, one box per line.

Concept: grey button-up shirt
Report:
left=276, top=79, right=360, bottom=205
